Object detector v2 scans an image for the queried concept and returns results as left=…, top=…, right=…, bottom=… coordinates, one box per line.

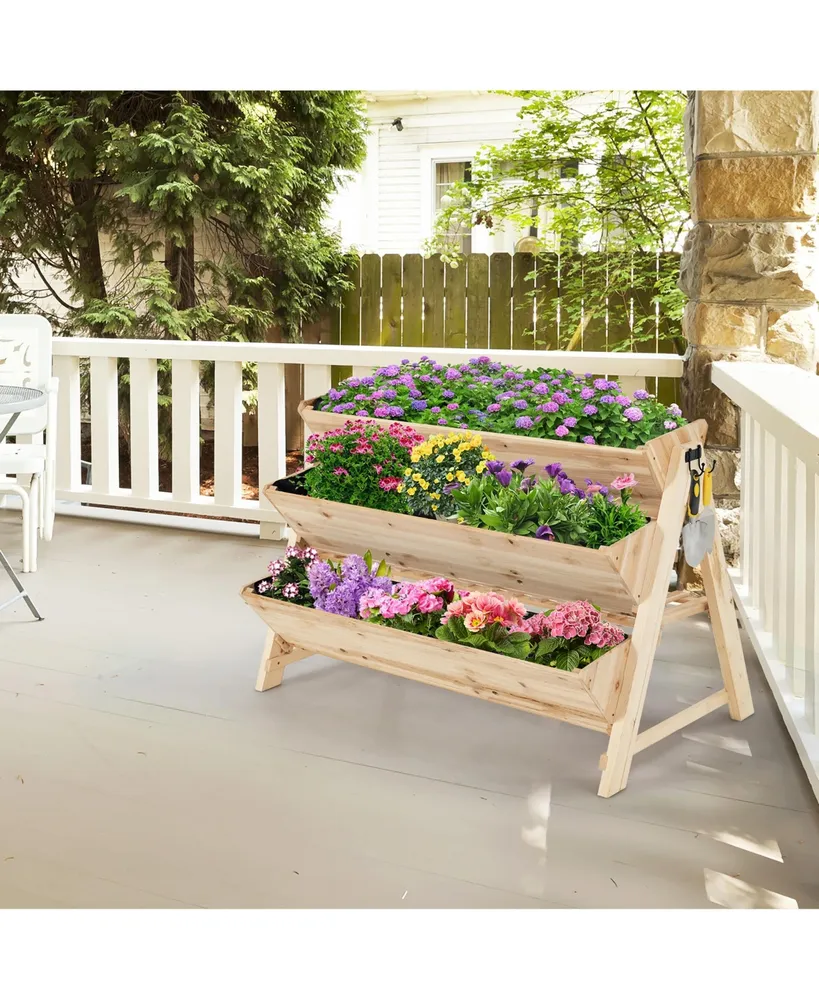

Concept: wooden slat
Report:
left=511, top=252, right=534, bottom=351
left=213, top=360, right=243, bottom=508
left=89, top=355, right=120, bottom=494
left=466, top=253, right=489, bottom=351
left=657, top=253, right=684, bottom=405
left=662, top=593, right=709, bottom=624
left=444, top=259, right=466, bottom=348
left=360, top=253, right=381, bottom=346
left=129, top=357, right=159, bottom=498
left=336, top=257, right=361, bottom=385
left=257, top=362, right=287, bottom=539
left=534, top=254, right=559, bottom=351
left=423, top=255, right=444, bottom=349
left=380, top=253, right=402, bottom=347
left=402, top=254, right=423, bottom=348
left=53, top=354, right=81, bottom=492
left=633, top=690, right=730, bottom=754
left=171, top=358, right=200, bottom=503
left=489, top=252, right=512, bottom=351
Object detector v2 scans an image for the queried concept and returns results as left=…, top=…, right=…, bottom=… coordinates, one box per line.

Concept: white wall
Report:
left=330, top=91, right=527, bottom=255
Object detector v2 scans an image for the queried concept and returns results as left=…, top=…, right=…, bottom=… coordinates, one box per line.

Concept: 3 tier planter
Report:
left=242, top=402, right=755, bottom=798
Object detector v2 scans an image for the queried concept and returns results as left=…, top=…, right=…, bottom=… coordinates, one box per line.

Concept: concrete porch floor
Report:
left=1, top=512, right=818, bottom=909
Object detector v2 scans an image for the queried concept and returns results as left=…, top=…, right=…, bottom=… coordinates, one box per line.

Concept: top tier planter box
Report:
left=299, top=398, right=706, bottom=518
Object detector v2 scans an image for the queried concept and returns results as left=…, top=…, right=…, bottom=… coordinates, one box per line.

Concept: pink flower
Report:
left=502, top=598, right=527, bottom=626
left=555, top=425, right=569, bottom=438
left=611, top=473, right=638, bottom=491
left=417, top=593, right=444, bottom=613
left=329, top=443, right=344, bottom=452
left=471, top=593, right=507, bottom=621
left=441, top=599, right=467, bottom=623
left=378, top=476, right=402, bottom=491
left=420, top=577, right=455, bottom=598
left=544, top=600, right=601, bottom=640
left=332, top=467, right=349, bottom=476
left=464, top=610, right=488, bottom=632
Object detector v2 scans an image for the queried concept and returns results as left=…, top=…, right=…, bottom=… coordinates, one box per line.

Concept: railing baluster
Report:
left=771, top=437, right=783, bottom=650
left=53, top=354, right=82, bottom=492
left=762, top=430, right=776, bottom=632
left=213, top=360, right=243, bottom=508
left=793, top=459, right=807, bottom=698
left=779, top=446, right=796, bottom=666
left=749, top=419, right=764, bottom=611
left=803, top=469, right=817, bottom=730
left=739, top=411, right=751, bottom=590
left=171, top=359, right=201, bottom=503
left=89, top=356, right=120, bottom=494
left=303, top=364, right=332, bottom=405
left=256, top=362, right=287, bottom=540
left=129, top=357, right=159, bottom=498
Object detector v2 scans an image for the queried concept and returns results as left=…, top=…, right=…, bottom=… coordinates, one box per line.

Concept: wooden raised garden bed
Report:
left=299, top=397, right=705, bottom=517
left=243, top=404, right=755, bottom=798
left=241, top=586, right=631, bottom=733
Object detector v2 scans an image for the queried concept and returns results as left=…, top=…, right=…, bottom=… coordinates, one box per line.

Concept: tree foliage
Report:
left=0, top=91, right=367, bottom=341
left=429, top=91, right=689, bottom=351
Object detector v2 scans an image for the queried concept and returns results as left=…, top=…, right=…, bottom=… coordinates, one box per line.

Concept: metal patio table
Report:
left=0, top=384, right=45, bottom=620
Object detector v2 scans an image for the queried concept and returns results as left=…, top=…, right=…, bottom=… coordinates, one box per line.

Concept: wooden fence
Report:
left=302, top=251, right=683, bottom=356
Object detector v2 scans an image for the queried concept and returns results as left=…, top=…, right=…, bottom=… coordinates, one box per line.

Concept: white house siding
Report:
left=328, top=92, right=527, bottom=255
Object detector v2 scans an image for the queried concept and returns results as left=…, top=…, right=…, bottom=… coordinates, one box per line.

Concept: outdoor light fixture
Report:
left=391, top=117, right=404, bottom=131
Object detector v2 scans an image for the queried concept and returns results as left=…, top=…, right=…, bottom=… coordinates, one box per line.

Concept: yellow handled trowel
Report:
left=682, top=446, right=716, bottom=568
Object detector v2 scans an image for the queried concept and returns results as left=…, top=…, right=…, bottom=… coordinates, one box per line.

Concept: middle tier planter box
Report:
left=265, top=476, right=659, bottom=614
left=299, top=397, right=707, bottom=518
left=241, top=584, right=632, bottom=733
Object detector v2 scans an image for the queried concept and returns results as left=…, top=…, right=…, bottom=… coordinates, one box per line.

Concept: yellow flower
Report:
left=457, top=516, right=464, bottom=523
left=396, top=484, right=404, bottom=493
left=431, top=492, right=440, bottom=500
left=446, top=472, right=454, bottom=482
left=407, top=487, right=416, bottom=496
left=476, top=461, right=486, bottom=474
left=404, top=467, right=412, bottom=475
left=431, top=504, right=438, bottom=511
left=412, top=473, right=421, bottom=482
left=481, top=449, right=492, bottom=459
left=436, top=455, right=444, bottom=463
left=456, top=470, right=467, bottom=482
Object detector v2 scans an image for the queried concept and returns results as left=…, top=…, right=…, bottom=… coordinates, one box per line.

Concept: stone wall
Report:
left=679, top=91, right=819, bottom=504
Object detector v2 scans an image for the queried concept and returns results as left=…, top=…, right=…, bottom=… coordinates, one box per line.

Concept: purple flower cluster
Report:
left=317, top=356, right=684, bottom=449
left=307, top=554, right=392, bottom=619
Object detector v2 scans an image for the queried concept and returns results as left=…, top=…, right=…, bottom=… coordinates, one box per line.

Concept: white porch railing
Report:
left=712, top=360, right=819, bottom=800
left=51, top=338, right=684, bottom=538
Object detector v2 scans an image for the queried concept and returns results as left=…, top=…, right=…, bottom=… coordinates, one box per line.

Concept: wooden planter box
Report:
left=241, top=585, right=631, bottom=733
left=299, top=398, right=706, bottom=517
left=265, top=477, right=658, bottom=614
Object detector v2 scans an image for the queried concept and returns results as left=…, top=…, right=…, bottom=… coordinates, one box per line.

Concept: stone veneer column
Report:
left=679, top=91, right=819, bottom=517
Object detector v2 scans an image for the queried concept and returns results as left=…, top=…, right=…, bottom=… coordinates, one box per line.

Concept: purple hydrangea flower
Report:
left=411, top=399, right=428, bottom=411
left=445, top=368, right=462, bottom=381
left=580, top=386, right=595, bottom=400
left=441, top=389, right=455, bottom=399
left=542, top=400, right=560, bottom=413
left=623, top=407, right=643, bottom=423
left=381, top=389, right=397, bottom=400
left=668, top=403, right=682, bottom=417
left=437, top=418, right=448, bottom=425
left=384, top=365, right=401, bottom=377
left=430, top=406, right=441, bottom=414
left=354, top=394, right=368, bottom=401
left=374, top=406, right=390, bottom=418
left=583, top=435, right=596, bottom=445
left=419, top=374, right=431, bottom=383
left=515, top=416, right=534, bottom=429
left=615, top=395, right=631, bottom=406
left=513, top=399, right=528, bottom=410
left=486, top=403, right=501, bottom=413
left=555, top=425, right=570, bottom=438
left=562, top=417, right=578, bottom=428
left=328, top=388, right=346, bottom=401
left=356, top=410, right=368, bottom=416
left=389, top=406, right=405, bottom=418
left=593, top=378, right=608, bottom=391
left=599, top=394, right=616, bottom=405
left=664, top=419, right=678, bottom=430
left=446, top=402, right=459, bottom=411
left=552, top=392, right=570, bottom=405
left=633, top=389, right=650, bottom=400
left=583, top=404, right=598, bottom=416
left=532, top=383, right=550, bottom=396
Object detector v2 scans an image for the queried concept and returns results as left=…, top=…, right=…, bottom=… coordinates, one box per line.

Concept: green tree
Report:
left=429, top=90, right=689, bottom=352
left=0, top=90, right=367, bottom=342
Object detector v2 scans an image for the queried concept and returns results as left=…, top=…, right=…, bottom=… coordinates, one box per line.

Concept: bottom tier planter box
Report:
left=241, top=584, right=630, bottom=733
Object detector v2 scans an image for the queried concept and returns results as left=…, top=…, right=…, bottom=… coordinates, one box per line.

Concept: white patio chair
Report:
left=0, top=316, right=58, bottom=571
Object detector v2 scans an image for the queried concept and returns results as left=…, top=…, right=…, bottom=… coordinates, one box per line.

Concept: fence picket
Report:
left=402, top=254, right=423, bottom=347
left=444, top=260, right=466, bottom=348
left=423, top=255, right=444, bottom=349
left=360, top=254, right=381, bottom=346
left=512, top=252, right=534, bottom=351
left=466, top=253, right=489, bottom=351
left=381, top=253, right=402, bottom=347
left=534, top=254, right=559, bottom=350
left=489, top=252, right=512, bottom=351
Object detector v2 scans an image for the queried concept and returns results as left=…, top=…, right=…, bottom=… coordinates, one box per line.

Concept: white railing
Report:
left=51, top=338, right=684, bottom=538
left=712, top=360, right=819, bottom=799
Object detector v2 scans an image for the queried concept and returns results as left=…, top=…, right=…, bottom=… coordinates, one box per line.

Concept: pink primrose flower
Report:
left=611, top=473, right=638, bottom=491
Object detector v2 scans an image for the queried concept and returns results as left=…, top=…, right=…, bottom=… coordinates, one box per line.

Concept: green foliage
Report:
left=584, top=489, right=648, bottom=548
left=0, top=90, right=366, bottom=341
left=436, top=615, right=533, bottom=660
left=428, top=91, right=688, bottom=350
left=529, top=634, right=607, bottom=671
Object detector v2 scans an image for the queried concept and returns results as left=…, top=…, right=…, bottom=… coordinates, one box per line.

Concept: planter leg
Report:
left=598, top=442, right=692, bottom=798
left=700, top=540, right=754, bottom=721
left=256, top=629, right=310, bottom=692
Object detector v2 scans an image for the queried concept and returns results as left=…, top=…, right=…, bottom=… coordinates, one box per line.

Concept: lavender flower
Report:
left=562, top=417, right=578, bottom=428
left=513, top=399, right=528, bottom=410
left=615, top=395, right=631, bottom=406
left=542, top=400, right=560, bottom=413
left=599, top=394, right=616, bottom=405
left=411, top=399, right=428, bottom=411
left=442, top=389, right=455, bottom=399
left=582, top=435, right=596, bottom=445
left=485, top=460, right=506, bottom=475
left=544, top=463, right=563, bottom=478
left=495, top=469, right=513, bottom=487
left=583, top=404, right=598, bottom=416
left=445, top=368, right=462, bottom=380
left=486, top=403, right=501, bottom=413
left=580, top=386, right=595, bottom=400
left=668, top=403, right=682, bottom=417
left=515, top=416, right=534, bottom=429
left=555, top=425, right=569, bottom=438
left=535, top=525, right=555, bottom=541
left=664, top=419, right=678, bottom=430
left=633, top=389, right=650, bottom=400
left=510, top=458, right=535, bottom=472
left=552, top=391, right=570, bottom=405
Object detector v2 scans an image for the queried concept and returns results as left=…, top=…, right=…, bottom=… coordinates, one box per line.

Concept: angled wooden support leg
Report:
left=598, top=443, right=693, bottom=798
left=700, top=538, right=754, bottom=721
left=256, top=628, right=311, bottom=692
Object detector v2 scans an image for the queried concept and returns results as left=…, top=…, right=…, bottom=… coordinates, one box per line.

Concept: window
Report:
left=434, top=160, right=472, bottom=254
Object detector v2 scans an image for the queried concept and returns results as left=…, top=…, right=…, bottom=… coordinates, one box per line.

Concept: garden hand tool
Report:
left=681, top=446, right=716, bottom=568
